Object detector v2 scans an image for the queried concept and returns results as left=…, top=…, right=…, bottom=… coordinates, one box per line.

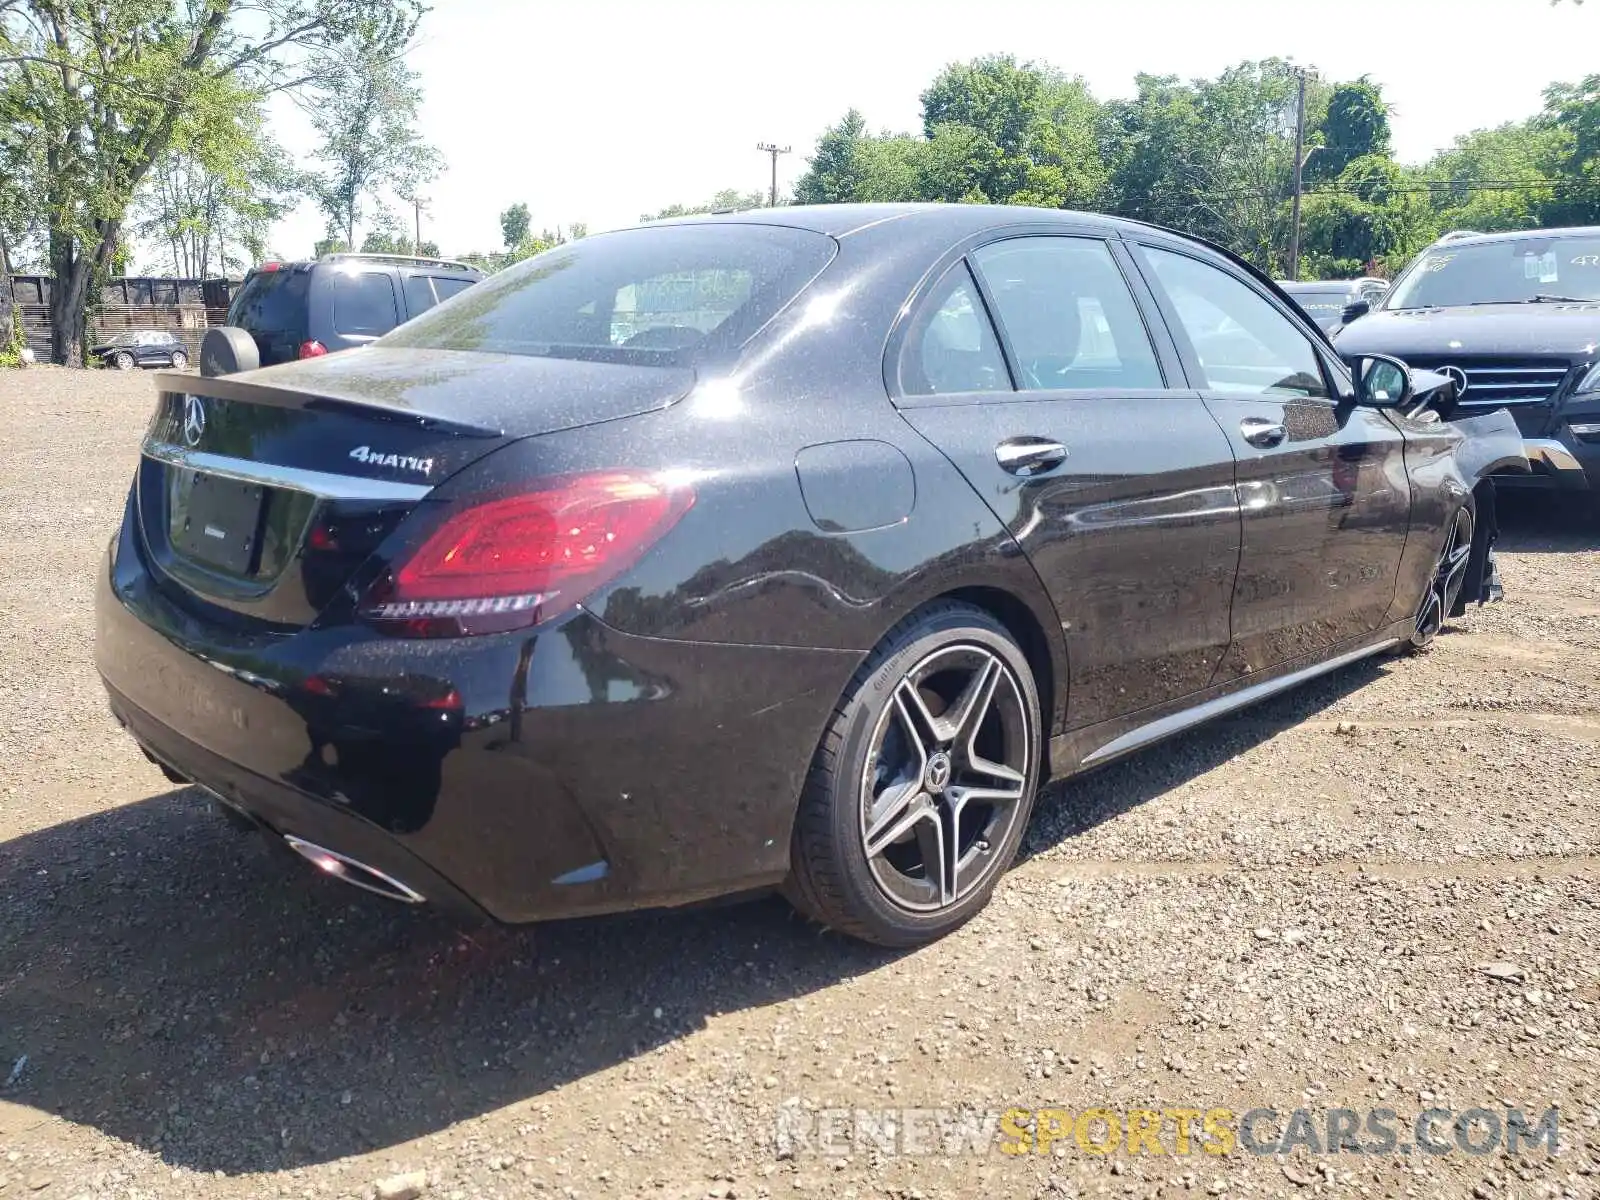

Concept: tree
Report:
left=639, top=189, right=765, bottom=222
left=793, top=109, right=868, bottom=205
left=1309, top=78, right=1391, bottom=183
left=304, top=18, right=439, bottom=253
left=1538, top=74, right=1600, bottom=224
left=500, top=202, right=531, bottom=249
left=0, top=0, right=425, bottom=364
left=1423, top=120, right=1566, bottom=232
left=133, top=104, right=295, bottom=277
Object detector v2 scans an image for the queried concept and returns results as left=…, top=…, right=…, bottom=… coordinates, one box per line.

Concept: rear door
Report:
left=894, top=233, right=1242, bottom=730
left=1131, top=242, right=1412, bottom=679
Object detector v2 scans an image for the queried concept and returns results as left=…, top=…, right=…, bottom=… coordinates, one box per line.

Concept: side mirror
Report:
left=1341, top=299, right=1371, bottom=324
left=1352, top=353, right=1413, bottom=408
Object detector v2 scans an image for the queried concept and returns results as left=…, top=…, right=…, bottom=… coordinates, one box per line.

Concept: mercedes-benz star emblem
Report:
left=925, top=752, right=953, bottom=793
left=182, top=395, right=206, bottom=446
left=1440, top=365, right=1469, bottom=398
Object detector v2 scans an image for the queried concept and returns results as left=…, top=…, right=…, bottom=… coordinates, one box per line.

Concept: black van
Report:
left=220, top=252, right=485, bottom=370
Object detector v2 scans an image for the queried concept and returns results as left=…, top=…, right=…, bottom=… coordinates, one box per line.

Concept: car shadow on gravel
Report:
left=1022, top=656, right=1387, bottom=854
left=1494, top=492, right=1600, bottom=554
left=0, top=787, right=892, bottom=1175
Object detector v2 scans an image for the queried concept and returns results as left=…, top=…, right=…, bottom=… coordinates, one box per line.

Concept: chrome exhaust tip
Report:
left=282, top=835, right=427, bottom=905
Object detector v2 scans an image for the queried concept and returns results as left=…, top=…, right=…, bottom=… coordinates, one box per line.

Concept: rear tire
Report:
left=785, top=602, right=1043, bottom=948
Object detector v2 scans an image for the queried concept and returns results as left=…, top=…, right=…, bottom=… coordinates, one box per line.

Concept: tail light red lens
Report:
left=298, top=340, right=328, bottom=359
left=360, top=472, right=694, bottom=637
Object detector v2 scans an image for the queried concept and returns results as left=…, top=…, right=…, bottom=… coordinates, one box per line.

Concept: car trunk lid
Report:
left=135, top=349, right=696, bottom=628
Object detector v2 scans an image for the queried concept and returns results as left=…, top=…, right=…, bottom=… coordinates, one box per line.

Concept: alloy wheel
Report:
left=1415, top=504, right=1474, bottom=644
left=858, top=643, right=1031, bottom=912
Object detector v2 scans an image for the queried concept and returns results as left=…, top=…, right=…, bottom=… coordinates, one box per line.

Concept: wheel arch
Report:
left=926, top=583, right=1065, bottom=751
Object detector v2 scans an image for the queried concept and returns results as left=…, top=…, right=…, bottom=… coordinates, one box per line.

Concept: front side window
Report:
left=899, top=263, right=1009, bottom=396
left=971, top=237, right=1164, bottom=391
left=381, top=224, right=836, bottom=366
left=1140, top=247, right=1330, bottom=400
left=1386, top=234, right=1600, bottom=309
left=332, top=272, right=400, bottom=337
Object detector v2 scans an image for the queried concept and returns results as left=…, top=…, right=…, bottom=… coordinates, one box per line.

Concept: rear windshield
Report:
left=1387, top=234, right=1600, bottom=309
left=227, top=269, right=311, bottom=339
left=379, top=223, right=837, bottom=366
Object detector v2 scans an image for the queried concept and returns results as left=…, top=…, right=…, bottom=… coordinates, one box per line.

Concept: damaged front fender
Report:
left=1447, top=408, right=1527, bottom=614
left=1447, top=408, right=1531, bottom=484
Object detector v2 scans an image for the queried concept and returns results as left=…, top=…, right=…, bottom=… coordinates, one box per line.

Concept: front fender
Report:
left=1447, top=408, right=1530, bottom=483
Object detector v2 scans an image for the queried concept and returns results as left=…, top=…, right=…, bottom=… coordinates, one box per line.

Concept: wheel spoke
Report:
left=932, top=655, right=1000, bottom=744
left=892, top=680, right=941, bottom=757
left=913, top=812, right=951, bottom=906
left=864, top=786, right=934, bottom=858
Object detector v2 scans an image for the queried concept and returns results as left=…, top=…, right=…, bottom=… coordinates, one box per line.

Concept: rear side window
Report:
left=380, top=224, right=837, bottom=366
left=403, top=275, right=438, bottom=317
left=332, top=272, right=400, bottom=337
left=971, top=237, right=1164, bottom=391
left=431, top=277, right=474, bottom=302
left=900, top=264, right=1009, bottom=396
left=227, top=269, right=311, bottom=341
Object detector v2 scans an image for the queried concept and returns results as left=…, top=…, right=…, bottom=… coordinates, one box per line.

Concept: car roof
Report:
left=1428, top=225, right=1600, bottom=249
left=1277, top=280, right=1357, bottom=291
left=643, top=202, right=1136, bottom=240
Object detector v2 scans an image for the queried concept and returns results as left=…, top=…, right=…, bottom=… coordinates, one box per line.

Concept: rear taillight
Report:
left=298, top=340, right=328, bottom=359
left=360, top=472, right=694, bottom=637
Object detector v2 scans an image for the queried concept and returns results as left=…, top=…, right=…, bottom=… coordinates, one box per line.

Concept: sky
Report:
left=263, top=0, right=1597, bottom=261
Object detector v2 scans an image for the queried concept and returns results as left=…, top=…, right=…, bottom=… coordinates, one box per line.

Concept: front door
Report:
left=894, top=235, right=1242, bottom=730
left=1131, top=243, right=1413, bottom=679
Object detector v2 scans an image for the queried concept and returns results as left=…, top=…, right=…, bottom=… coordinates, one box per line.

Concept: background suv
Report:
left=222, top=252, right=484, bottom=368
left=1336, top=226, right=1600, bottom=509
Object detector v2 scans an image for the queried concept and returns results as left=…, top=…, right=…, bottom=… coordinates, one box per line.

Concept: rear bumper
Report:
left=95, top=526, right=859, bottom=924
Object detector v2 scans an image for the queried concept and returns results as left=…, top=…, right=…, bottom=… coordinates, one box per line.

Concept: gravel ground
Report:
left=0, top=367, right=1596, bottom=1200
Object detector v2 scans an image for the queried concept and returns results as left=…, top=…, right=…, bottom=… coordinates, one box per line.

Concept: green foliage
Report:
left=1300, top=156, right=1436, bottom=279
left=500, top=203, right=531, bottom=250
left=639, top=189, right=766, bottom=222
left=0, top=302, right=25, bottom=369
left=359, top=228, right=439, bottom=257
left=305, top=18, right=441, bottom=251
left=1423, top=120, right=1566, bottom=232
left=0, top=0, right=427, bottom=362
left=1537, top=75, right=1600, bottom=224
left=793, top=58, right=1106, bottom=211
left=1308, top=78, right=1391, bottom=183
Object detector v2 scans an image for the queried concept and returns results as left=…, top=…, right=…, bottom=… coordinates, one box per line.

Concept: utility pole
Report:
left=411, top=195, right=429, bottom=254
left=1287, top=65, right=1310, bottom=281
left=756, top=143, right=791, bottom=207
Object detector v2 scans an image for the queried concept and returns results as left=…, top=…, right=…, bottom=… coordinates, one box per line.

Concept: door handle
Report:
left=1240, top=417, right=1287, bottom=448
left=995, top=436, right=1068, bottom=477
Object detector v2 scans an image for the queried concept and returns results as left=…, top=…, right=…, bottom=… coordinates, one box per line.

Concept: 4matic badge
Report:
left=349, top=445, right=434, bottom=476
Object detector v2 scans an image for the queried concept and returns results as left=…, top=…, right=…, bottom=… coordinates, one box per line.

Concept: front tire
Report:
left=1406, top=497, right=1475, bottom=653
left=786, top=602, right=1042, bottom=948
left=170, top=350, right=188, bottom=369
left=112, top=351, right=135, bottom=371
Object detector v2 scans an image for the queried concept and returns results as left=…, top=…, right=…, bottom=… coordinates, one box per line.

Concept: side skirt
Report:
left=1049, top=621, right=1411, bottom=777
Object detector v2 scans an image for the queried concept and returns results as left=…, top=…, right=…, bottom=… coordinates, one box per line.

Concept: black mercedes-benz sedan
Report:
left=96, top=204, right=1524, bottom=947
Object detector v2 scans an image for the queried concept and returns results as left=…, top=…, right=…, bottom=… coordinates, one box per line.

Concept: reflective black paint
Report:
left=97, top=204, right=1515, bottom=926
